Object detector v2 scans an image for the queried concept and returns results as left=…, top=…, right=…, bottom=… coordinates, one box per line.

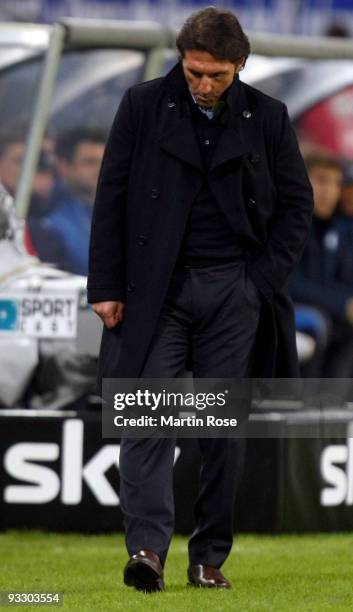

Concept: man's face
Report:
left=59, top=141, right=105, bottom=201
left=309, top=165, right=342, bottom=219
left=0, top=142, right=24, bottom=195
left=182, top=50, right=244, bottom=108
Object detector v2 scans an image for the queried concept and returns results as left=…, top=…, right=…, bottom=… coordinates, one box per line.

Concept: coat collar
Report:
left=158, top=61, right=253, bottom=171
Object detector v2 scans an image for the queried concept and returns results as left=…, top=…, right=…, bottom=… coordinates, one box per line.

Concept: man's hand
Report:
left=91, top=300, right=125, bottom=328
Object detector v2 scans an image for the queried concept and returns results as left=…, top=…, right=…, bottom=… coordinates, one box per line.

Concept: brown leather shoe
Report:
left=187, top=564, right=231, bottom=588
left=124, top=549, right=164, bottom=592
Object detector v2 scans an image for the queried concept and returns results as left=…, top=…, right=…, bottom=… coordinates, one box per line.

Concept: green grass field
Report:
left=0, top=531, right=352, bottom=611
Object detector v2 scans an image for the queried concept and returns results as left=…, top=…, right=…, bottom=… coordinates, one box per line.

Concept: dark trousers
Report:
left=119, top=260, right=261, bottom=568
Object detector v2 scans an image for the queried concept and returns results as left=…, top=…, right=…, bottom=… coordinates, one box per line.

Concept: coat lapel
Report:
left=210, top=75, right=252, bottom=171
left=158, top=115, right=203, bottom=171
left=209, top=115, right=251, bottom=171
left=158, top=62, right=203, bottom=171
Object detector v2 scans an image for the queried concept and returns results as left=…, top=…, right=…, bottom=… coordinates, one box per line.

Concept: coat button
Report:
left=247, top=198, right=256, bottom=209
left=127, top=282, right=135, bottom=293
left=167, top=99, right=176, bottom=108
left=151, top=188, right=160, bottom=199
left=138, top=235, right=147, bottom=246
left=204, top=139, right=210, bottom=146
left=242, top=109, right=252, bottom=119
left=250, top=152, right=260, bottom=164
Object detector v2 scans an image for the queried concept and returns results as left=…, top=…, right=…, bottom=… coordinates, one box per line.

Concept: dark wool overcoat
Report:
left=87, top=61, right=314, bottom=389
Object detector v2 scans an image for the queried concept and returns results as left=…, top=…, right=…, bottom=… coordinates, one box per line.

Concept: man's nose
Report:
left=197, top=76, right=212, bottom=94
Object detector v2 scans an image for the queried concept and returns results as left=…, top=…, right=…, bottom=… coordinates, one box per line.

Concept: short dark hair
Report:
left=176, top=7, right=250, bottom=63
left=56, top=127, right=106, bottom=162
left=305, top=152, right=343, bottom=175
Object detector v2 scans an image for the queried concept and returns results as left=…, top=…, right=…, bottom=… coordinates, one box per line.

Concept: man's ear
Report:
left=236, top=58, right=246, bottom=73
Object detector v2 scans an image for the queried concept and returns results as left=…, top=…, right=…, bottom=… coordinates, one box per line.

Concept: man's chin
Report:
left=196, top=99, right=214, bottom=108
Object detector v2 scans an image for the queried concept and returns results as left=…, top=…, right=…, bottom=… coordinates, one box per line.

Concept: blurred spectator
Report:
left=42, top=133, right=56, bottom=156
left=0, top=128, right=56, bottom=201
left=28, top=127, right=106, bottom=275
left=55, top=127, right=104, bottom=207
left=26, top=150, right=57, bottom=256
left=289, top=152, right=353, bottom=378
left=0, top=130, right=24, bottom=196
left=0, top=129, right=57, bottom=256
left=32, top=150, right=56, bottom=203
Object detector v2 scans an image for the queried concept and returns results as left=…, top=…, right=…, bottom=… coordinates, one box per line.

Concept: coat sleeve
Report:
left=86, top=88, right=136, bottom=304
left=248, top=103, right=314, bottom=300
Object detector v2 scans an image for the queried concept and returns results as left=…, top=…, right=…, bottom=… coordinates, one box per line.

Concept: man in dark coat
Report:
left=87, top=7, right=313, bottom=592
